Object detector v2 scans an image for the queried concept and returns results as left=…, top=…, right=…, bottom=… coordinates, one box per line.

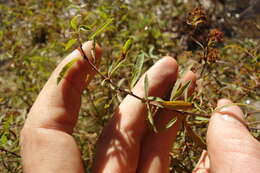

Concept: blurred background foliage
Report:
left=0, top=0, right=259, bottom=172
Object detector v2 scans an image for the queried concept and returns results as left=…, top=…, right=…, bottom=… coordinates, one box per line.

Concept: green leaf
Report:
left=147, top=96, right=164, bottom=102
left=170, top=79, right=181, bottom=100
left=0, top=30, right=3, bottom=40
left=79, top=25, right=91, bottom=31
left=104, top=97, right=114, bottom=109
left=158, top=100, right=193, bottom=110
left=1, top=133, right=7, bottom=145
left=89, top=18, right=113, bottom=39
left=67, top=4, right=81, bottom=11
left=170, top=81, right=191, bottom=101
left=109, top=59, right=126, bottom=77
left=166, top=116, right=178, bottom=129
left=64, top=38, right=77, bottom=50
left=70, top=15, right=80, bottom=31
left=146, top=103, right=157, bottom=132
left=122, top=38, right=133, bottom=56
left=130, top=53, right=145, bottom=88
left=184, top=81, right=192, bottom=102
left=57, top=58, right=80, bottom=84
left=193, top=102, right=207, bottom=113
left=144, top=74, right=149, bottom=99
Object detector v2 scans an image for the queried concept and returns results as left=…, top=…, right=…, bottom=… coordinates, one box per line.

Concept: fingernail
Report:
left=221, top=114, right=238, bottom=122
left=216, top=98, right=246, bottom=126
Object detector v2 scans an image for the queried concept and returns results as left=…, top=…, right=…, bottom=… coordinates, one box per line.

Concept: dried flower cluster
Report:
left=208, top=29, right=224, bottom=46
left=186, top=7, right=224, bottom=63
left=187, top=7, right=207, bottom=28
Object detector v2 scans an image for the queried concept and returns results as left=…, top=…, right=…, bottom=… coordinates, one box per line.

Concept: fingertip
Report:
left=81, top=41, right=102, bottom=60
left=216, top=98, right=245, bottom=121
left=217, top=98, right=232, bottom=107
left=206, top=100, right=260, bottom=172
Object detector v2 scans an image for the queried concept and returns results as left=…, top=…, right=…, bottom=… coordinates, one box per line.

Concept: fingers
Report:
left=206, top=99, right=260, bottom=172
left=93, top=57, right=178, bottom=173
left=136, top=71, right=197, bottom=173
left=20, top=41, right=101, bottom=173
left=24, top=41, right=102, bottom=133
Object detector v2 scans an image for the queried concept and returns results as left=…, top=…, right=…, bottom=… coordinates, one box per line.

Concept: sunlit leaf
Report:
left=166, top=116, right=178, bottom=129
left=79, top=25, right=91, bottom=31
left=193, top=102, right=207, bottom=113
left=170, top=81, right=191, bottom=101
left=104, top=97, right=114, bottom=109
left=130, top=53, right=145, bottom=88
left=70, top=15, right=80, bottom=31
left=122, top=38, right=133, bottom=57
left=147, top=96, right=164, bottom=102
left=64, top=38, right=77, bottom=50
left=67, top=4, right=81, bottom=11
left=146, top=103, right=157, bottom=132
left=89, top=18, right=113, bottom=39
left=0, top=30, right=3, bottom=40
left=184, top=81, right=192, bottom=102
left=0, top=133, right=7, bottom=145
left=144, top=74, right=149, bottom=99
left=170, top=79, right=181, bottom=100
left=109, top=59, right=126, bottom=77
left=57, top=58, right=80, bottom=84
left=158, top=100, right=193, bottom=110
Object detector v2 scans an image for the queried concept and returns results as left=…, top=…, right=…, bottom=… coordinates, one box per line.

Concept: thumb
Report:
left=206, top=99, right=260, bottom=172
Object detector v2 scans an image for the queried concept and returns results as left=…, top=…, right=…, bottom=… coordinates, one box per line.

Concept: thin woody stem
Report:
left=0, top=147, right=20, bottom=158
left=77, top=40, right=146, bottom=102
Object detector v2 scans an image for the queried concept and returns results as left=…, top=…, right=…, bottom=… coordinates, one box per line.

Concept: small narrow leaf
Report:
left=147, top=96, right=164, bottom=102
left=122, top=38, right=133, bottom=56
left=184, top=81, right=192, bottom=101
left=158, top=100, right=193, bottom=110
left=193, top=102, right=207, bottom=113
left=104, top=97, right=114, bottom=109
left=89, top=18, right=113, bottom=39
left=109, top=59, right=126, bottom=77
left=170, top=79, right=181, bottom=101
left=57, top=58, right=79, bottom=84
left=171, top=81, right=191, bottom=101
left=166, top=116, right=178, bottom=129
left=1, top=134, right=8, bottom=145
left=144, top=74, right=149, bottom=99
left=0, top=30, right=3, bottom=40
left=130, top=53, right=145, bottom=88
left=70, top=15, right=80, bottom=31
left=79, top=25, right=91, bottom=31
left=146, top=103, right=157, bottom=132
left=64, top=38, right=77, bottom=50
left=191, top=37, right=205, bottom=50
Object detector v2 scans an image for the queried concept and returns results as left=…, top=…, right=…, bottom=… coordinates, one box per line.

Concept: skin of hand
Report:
left=20, top=41, right=260, bottom=173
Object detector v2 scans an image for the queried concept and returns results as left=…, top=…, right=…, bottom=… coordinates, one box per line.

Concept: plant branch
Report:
left=77, top=39, right=146, bottom=102
left=0, top=147, right=20, bottom=158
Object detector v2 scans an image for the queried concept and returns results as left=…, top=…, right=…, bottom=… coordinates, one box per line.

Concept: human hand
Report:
left=20, top=42, right=260, bottom=173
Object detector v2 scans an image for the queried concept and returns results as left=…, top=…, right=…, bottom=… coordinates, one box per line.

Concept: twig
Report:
left=0, top=148, right=20, bottom=158
left=77, top=40, right=146, bottom=102
left=247, top=121, right=260, bottom=126
left=249, top=127, right=260, bottom=131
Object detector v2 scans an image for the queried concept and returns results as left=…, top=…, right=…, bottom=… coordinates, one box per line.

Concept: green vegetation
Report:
left=0, top=0, right=259, bottom=172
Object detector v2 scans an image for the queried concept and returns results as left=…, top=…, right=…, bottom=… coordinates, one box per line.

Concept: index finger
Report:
left=24, top=41, right=102, bottom=133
